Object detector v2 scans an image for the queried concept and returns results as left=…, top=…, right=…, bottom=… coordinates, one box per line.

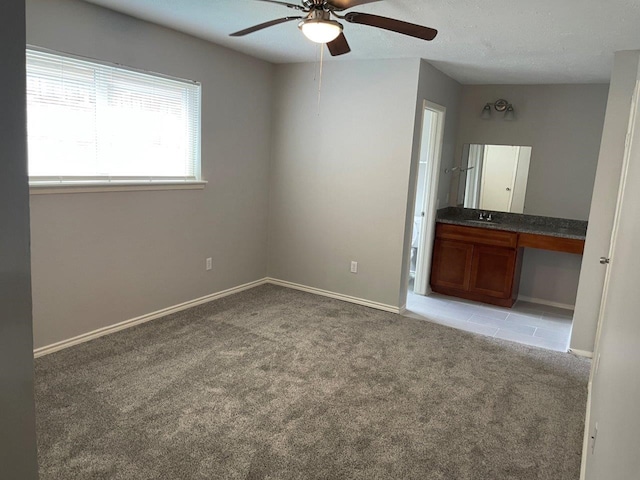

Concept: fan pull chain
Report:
left=313, top=41, right=319, bottom=82
left=317, top=44, right=324, bottom=115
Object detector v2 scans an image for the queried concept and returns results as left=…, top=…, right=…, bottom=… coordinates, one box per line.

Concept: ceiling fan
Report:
left=229, top=0, right=438, bottom=57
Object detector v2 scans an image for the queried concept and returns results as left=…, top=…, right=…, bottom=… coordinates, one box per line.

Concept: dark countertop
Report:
left=436, top=207, right=588, bottom=240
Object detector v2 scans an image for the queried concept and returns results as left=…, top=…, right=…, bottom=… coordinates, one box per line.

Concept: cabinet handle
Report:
left=599, top=257, right=610, bottom=265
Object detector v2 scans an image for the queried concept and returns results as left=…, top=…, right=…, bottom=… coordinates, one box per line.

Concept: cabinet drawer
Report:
left=435, top=223, right=518, bottom=248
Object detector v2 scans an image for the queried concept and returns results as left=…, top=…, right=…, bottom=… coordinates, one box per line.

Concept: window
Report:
left=26, top=48, right=202, bottom=187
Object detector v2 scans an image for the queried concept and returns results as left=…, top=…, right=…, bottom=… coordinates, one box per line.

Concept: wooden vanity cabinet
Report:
left=431, top=239, right=474, bottom=291
left=430, top=224, right=522, bottom=307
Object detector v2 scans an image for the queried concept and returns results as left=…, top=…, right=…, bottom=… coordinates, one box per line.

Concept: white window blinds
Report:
left=26, top=49, right=201, bottom=184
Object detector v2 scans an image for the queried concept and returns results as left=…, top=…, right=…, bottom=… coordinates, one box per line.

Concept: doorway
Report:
left=409, top=100, right=446, bottom=296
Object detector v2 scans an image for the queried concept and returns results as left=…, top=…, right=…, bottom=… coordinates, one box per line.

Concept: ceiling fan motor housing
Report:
left=303, top=0, right=330, bottom=9
left=305, top=9, right=333, bottom=21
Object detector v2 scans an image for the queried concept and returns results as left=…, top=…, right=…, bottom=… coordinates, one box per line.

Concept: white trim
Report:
left=267, top=278, right=401, bottom=314
left=516, top=295, right=575, bottom=311
left=398, top=303, right=407, bottom=315
left=33, top=277, right=401, bottom=358
left=413, top=101, right=447, bottom=295
left=569, top=348, right=594, bottom=359
left=30, top=181, right=207, bottom=195
left=580, top=380, right=593, bottom=480
left=33, top=278, right=268, bottom=357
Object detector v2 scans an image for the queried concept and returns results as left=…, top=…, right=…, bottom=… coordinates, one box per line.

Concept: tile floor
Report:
left=405, top=290, right=573, bottom=352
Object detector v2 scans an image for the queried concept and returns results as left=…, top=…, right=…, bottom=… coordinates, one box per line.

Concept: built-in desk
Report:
left=430, top=208, right=587, bottom=307
left=517, top=232, right=585, bottom=254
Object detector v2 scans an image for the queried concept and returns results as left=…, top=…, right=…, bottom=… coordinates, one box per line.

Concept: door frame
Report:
left=413, top=100, right=447, bottom=295
left=579, top=76, right=640, bottom=479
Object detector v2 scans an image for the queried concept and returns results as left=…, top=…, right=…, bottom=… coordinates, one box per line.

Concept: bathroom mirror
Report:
left=456, top=144, right=533, bottom=214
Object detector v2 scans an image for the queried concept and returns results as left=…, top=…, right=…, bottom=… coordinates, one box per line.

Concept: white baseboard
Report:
left=266, top=278, right=401, bottom=314
left=34, top=278, right=269, bottom=358
left=398, top=304, right=407, bottom=315
left=517, top=295, right=575, bottom=311
left=34, top=277, right=401, bottom=358
left=569, top=348, right=594, bottom=359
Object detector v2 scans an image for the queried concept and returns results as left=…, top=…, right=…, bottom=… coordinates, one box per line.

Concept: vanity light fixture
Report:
left=504, top=104, right=515, bottom=121
left=481, top=104, right=492, bottom=119
left=481, top=99, right=515, bottom=120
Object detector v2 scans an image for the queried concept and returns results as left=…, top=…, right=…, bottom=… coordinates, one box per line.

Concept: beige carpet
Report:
left=35, top=284, right=590, bottom=479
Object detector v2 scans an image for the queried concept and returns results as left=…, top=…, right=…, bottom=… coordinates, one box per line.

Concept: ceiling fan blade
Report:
left=254, top=0, right=305, bottom=10
left=229, top=16, right=303, bottom=37
left=327, top=0, right=382, bottom=11
left=327, top=33, right=351, bottom=56
left=344, top=12, right=438, bottom=41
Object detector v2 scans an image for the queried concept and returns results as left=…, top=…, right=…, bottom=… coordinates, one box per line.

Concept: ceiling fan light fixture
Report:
left=299, top=18, right=343, bottom=44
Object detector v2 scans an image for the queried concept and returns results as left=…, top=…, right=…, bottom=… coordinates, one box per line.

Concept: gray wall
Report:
left=27, top=0, right=274, bottom=349
left=268, top=59, right=421, bottom=308
left=268, top=59, right=461, bottom=309
left=582, top=52, right=640, bottom=479
left=399, top=60, right=462, bottom=305
left=453, top=84, right=609, bottom=307
left=0, top=0, right=39, bottom=477
left=571, top=51, right=640, bottom=354
left=420, top=61, right=463, bottom=215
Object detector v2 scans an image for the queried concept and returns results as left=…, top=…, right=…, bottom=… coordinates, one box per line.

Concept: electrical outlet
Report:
left=206, top=257, right=212, bottom=271
left=350, top=261, right=358, bottom=274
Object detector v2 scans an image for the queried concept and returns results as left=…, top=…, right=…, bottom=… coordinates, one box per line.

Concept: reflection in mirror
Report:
left=457, top=144, right=532, bottom=214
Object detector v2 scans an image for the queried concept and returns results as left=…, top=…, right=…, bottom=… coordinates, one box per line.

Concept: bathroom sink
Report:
left=465, top=219, right=497, bottom=225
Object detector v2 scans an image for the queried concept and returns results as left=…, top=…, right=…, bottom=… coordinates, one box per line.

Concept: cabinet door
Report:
left=430, top=239, right=474, bottom=291
left=469, top=245, right=517, bottom=299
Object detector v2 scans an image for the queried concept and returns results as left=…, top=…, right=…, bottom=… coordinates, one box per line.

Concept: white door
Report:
left=479, top=145, right=520, bottom=212
left=509, top=147, right=532, bottom=214
left=413, top=101, right=446, bottom=295
left=581, top=78, right=640, bottom=479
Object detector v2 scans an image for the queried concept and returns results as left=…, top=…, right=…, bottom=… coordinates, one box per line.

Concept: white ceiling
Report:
left=83, top=0, right=640, bottom=84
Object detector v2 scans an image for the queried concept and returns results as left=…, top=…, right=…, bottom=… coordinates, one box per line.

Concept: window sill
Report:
left=29, top=181, right=207, bottom=195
